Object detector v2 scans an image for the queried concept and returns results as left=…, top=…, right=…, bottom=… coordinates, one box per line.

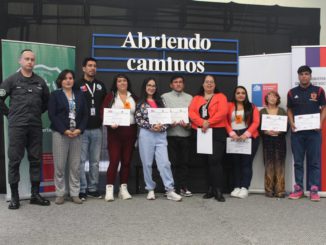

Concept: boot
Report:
left=8, top=183, right=20, bottom=210
left=215, top=188, right=225, bottom=202
left=30, top=182, right=51, bottom=206
left=203, top=186, right=214, bottom=199
left=118, top=184, right=132, bottom=200
left=105, top=184, right=114, bottom=201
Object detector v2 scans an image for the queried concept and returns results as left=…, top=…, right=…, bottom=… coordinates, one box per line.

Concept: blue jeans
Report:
left=80, top=128, right=102, bottom=193
left=291, top=130, right=321, bottom=189
left=138, top=128, right=175, bottom=191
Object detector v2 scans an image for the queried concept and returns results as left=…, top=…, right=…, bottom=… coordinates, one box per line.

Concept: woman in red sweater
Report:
left=226, top=85, right=260, bottom=199
left=189, top=75, right=228, bottom=202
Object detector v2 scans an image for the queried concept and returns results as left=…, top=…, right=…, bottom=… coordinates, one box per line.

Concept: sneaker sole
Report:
left=288, top=196, right=303, bottom=200
left=180, top=193, right=193, bottom=197
left=167, top=197, right=182, bottom=202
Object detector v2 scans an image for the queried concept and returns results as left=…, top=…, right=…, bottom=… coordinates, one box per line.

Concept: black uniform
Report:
left=0, top=71, right=49, bottom=184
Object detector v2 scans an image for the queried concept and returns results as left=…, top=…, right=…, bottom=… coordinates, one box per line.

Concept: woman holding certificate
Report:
left=188, top=75, right=228, bottom=202
left=100, top=74, right=137, bottom=201
left=226, top=86, right=260, bottom=199
left=260, top=91, right=287, bottom=198
left=48, top=70, right=88, bottom=205
left=135, top=77, right=182, bottom=202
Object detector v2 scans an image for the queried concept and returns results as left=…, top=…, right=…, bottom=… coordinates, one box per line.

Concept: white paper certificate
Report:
left=103, top=108, right=130, bottom=126
left=226, top=138, right=252, bottom=155
left=197, top=128, right=213, bottom=154
left=148, top=108, right=172, bottom=124
left=170, top=108, right=189, bottom=124
left=261, top=114, right=288, bottom=132
left=294, top=113, right=320, bottom=131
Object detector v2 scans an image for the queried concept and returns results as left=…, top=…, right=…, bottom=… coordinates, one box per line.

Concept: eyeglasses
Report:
left=146, top=84, right=156, bottom=88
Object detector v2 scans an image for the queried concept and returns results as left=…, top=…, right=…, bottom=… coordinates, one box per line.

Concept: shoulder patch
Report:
left=0, top=89, right=6, bottom=97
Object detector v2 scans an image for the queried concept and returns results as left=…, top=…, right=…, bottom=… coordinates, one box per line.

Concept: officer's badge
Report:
left=310, top=92, right=317, bottom=101
left=97, top=84, right=102, bottom=90
left=0, top=89, right=6, bottom=97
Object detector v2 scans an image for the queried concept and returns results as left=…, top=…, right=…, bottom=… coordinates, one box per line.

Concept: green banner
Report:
left=1, top=40, right=75, bottom=198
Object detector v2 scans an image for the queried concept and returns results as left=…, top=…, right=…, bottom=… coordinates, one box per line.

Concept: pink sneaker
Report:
left=310, top=185, right=320, bottom=202
left=288, top=184, right=304, bottom=200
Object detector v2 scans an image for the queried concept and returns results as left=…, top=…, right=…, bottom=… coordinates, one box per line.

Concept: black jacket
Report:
left=0, top=71, right=49, bottom=127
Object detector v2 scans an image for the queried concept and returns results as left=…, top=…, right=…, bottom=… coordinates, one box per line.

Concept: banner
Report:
left=1, top=40, right=75, bottom=199
left=292, top=46, right=326, bottom=192
left=239, top=53, right=293, bottom=193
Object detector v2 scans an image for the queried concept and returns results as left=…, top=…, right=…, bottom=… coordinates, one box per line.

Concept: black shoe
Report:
left=87, top=190, right=102, bottom=199
left=203, top=187, right=214, bottom=199
left=9, top=183, right=20, bottom=210
left=215, top=189, right=225, bottom=202
left=8, top=197, right=20, bottom=210
left=30, top=193, right=51, bottom=206
left=79, top=192, right=87, bottom=201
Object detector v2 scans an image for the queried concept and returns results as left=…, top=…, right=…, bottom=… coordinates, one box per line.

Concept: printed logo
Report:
left=253, top=85, right=261, bottom=92
left=81, top=85, right=87, bottom=92
left=97, top=84, right=102, bottom=90
left=0, top=89, right=6, bottom=97
left=294, top=95, right=299, bottom=99
left=310, top=92, right=318, bottom=101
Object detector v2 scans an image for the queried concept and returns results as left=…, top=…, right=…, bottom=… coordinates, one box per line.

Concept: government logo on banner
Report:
left=251, top=83, right=278, bottom=107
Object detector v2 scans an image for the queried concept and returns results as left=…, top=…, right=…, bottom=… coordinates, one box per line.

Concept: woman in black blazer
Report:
left=48, top=69, right=88, bottom=205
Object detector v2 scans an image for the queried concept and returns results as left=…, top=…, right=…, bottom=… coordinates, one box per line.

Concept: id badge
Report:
left=90, top=107, right=96, bottom=116
left=69, top=112, right=75, bottom=119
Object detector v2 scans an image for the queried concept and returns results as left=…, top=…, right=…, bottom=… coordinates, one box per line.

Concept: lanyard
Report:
left=85, top=83, right=96, bottom=105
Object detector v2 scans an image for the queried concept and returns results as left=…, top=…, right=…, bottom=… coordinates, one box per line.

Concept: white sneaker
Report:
left=230, top=188, right=241, bottom=198
left=105, top=184, right=114, bottom=202
left=118, top=184, right=132, bottom=200
left=167, top=190, right=182, bottom=202
left=147, top=190, right=156, bottom=200
left=238, top=187, right=249, bottom=199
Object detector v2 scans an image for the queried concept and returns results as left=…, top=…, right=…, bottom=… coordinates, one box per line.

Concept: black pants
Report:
left=8, top=126, right=42, bottom=184
left=228, top=130, right=260, bottom=189
left=167, top=136, right=190, bottom=190
left=193, top=128, right=226, bottom=190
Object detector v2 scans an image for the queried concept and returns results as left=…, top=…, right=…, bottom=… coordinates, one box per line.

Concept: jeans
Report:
left=80, top=128, right=102, bottom=193
left=138, top=128, right=175, bottom=191
left=291, top=130, right=321, bottom=189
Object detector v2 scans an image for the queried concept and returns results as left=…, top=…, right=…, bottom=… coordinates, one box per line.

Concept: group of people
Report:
left=0, top=49, right=325, bottom=209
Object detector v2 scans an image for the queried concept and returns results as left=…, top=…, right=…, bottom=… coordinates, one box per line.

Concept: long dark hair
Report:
left=231, top=85, right=253, bottom=125
left=109, top=74, right=135, bottom=105
left=196, top=74, right=220, bottom=96
left=110, top=74, right=133, bottom=94
left=137, top=77, right=164, bottom=108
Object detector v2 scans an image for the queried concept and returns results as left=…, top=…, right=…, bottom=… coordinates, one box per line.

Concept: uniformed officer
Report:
left=0, top=49, right=51, bottom=209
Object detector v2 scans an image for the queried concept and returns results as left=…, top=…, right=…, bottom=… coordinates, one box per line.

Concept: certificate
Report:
left=197, top=128, right=213, bottom=154
left=148, top=108, right=172, bottom=124
left=295, top=113, right=320, bottom=131
left=170, top=108, right=189, bottom=124
left=103, top=108, right=130, bottom=126
left=261, top=114, right=288, bottom=132
left=226, top=138, right=252, bottom=155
